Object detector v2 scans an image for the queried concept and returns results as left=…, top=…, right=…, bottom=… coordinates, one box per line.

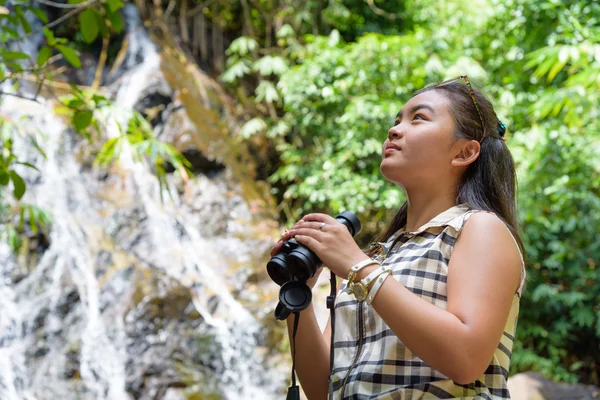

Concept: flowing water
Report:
left=0, top=5, right=285, bottom=399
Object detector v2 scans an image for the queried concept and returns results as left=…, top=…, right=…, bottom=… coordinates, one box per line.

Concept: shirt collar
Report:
left=380, top=203, right=471, bottom=246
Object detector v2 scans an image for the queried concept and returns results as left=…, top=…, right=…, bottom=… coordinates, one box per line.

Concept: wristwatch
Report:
left=345, top=259, right=379, bottom=295
left=350, top=266, right=392, bottom=301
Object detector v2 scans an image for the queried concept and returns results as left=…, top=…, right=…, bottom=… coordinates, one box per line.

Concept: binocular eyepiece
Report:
left=267, top=211, right=361, bottom=319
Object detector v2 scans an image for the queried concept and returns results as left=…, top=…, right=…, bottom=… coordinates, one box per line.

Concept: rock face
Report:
left=508, top=372, right=600, bottom=400
left=0, top=4, right=284, bottom=400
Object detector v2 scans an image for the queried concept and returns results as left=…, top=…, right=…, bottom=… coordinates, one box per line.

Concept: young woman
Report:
left=272, top=76, right=526, bottom=399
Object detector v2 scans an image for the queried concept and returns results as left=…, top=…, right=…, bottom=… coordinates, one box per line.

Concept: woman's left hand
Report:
left=284, top=213, right=370, bottom=279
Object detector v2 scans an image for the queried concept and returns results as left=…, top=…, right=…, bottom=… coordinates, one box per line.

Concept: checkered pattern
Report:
left=328, top=205, right=526, bottom=399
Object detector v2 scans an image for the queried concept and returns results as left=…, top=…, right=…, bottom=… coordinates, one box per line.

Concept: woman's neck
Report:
left=404, top=189, right=458, bottom=232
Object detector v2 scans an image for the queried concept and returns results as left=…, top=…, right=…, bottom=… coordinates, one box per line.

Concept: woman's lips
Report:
left=383, top=144, right=401, bottom=157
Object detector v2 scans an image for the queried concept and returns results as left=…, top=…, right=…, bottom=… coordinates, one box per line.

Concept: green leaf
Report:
left=67, top=97, right=85, bottom=109
left=15, top=6, right=31, bottom=33
left=79, top=8, right=99, bottom=43
left=1, top=26, right=19, bottom=39
left=27, top=6, right=49, bottom=24
left=254, top=80, right=280, bottom=103
left=72, top=110, right=93, bottom=132
left=226, top=36, right=258, bottom=56
left=2, top=50, right=29, bottom=61
left=241, top=117, right=267, bottom=138
left=276, top=24, right=295, bottom=38
left=6, top=225, right=21, bottom=253
left=37, top=46, right=52, bottom=67
left=9, top=170, right=26, bottom=199
left=15, top=161, right=39, bottom=171
left=56, top=45, right=81, bottom=68
left=572, top=307, right=595, bottom=328
left=106, top=0, right=124, bottom=13
left=43, top=28, right=56, bottom=46
left=18, top=206, right=25, bottom=232
left=221, top=60, right=251, bottom=83
left=94, top=137, right=122, bottom=166
left=6, top=61, right=23, bottom=72
left=107, top=11, right=123, bottom=34
left=28, top=135, right=47, bottom=160
left=0, top=169, right=9, bottom=185
left=253, top=56, right=289, bottom=76
left=28, top=206, right=38, bottom=235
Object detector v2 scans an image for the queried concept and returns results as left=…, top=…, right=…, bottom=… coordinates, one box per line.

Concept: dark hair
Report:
left=368, top=82, right=524, bottom=257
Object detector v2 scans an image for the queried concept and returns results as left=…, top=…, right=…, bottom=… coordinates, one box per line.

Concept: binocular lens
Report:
left=288, top=249, right=319, bottom=281
left=266, top=254, right=292, bottom=286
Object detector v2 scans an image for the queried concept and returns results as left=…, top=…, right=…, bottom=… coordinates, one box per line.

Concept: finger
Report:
left=277, top=230, right=294, bottom=244
left=271, top=240, right=284, bottom=256
left=302, top=213, right=338, bottom=224
left=289, top=227, right=326, bottom=241
left=293, top=221, right=327, bottom=231
left=291, top=220, right=306, bottom=230
left=294, top=234, right=323, bottom=253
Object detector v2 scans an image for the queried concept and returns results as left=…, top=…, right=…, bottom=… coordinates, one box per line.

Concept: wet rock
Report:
left=124, top=265, right=224, bottom=399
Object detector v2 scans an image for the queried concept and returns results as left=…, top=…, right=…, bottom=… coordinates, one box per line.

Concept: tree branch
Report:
left=34, top=0, right=95, bottom=9
left=365, top=0, right=397, bottom=20
left=163, top=0, right=177, bottom=21
left=44, top=0, right=98, bottom=30
left=188, top=0, right=216, bottom=19
left=0, top=91, right=42, bottom=102
left=91, top=36, right=109, bottom=90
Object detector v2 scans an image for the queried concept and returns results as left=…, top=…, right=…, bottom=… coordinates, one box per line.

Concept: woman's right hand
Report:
left=271, top=220, right=324, bottom=289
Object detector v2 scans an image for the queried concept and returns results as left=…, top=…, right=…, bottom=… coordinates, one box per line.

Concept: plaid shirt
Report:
left=329, top=205, right=526, bottom=399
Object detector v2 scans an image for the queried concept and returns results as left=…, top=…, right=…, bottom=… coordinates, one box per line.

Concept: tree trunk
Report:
left=180, top=0, right=189, bottom=43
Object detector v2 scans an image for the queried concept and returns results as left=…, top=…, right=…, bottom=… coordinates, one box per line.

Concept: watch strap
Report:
left=366, top=270, right=392, bottom=304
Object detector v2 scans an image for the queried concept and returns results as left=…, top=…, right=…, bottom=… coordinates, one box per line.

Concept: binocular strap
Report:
left=287, top=312, right=301, bottom=400
left=328, top=271, right=337, bottom=400
left=286, top=271, right=338, bottom=400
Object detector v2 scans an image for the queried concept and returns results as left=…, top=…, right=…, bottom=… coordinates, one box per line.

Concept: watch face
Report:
left=353, top=283, right=368, bottom=301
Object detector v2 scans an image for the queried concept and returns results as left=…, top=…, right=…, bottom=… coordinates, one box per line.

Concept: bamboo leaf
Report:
left=15, top=161, right=39, bottom=171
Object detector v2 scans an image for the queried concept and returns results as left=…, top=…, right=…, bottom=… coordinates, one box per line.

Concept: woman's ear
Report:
left=451, top=139, right=480, bottom=167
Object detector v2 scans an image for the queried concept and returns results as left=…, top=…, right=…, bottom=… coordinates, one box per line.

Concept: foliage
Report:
left=219, top=0, right=600, bottom=384
left=0, top=117, right=51, bottom=252
left=0, top=0, right=191, bottom=251
left=1, top=0, right=599, bottom=385
left=94, top=109, right=192, bottom=201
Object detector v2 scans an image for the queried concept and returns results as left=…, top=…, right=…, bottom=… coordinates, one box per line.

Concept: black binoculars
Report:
left=267, top=211, right=361, bottom=320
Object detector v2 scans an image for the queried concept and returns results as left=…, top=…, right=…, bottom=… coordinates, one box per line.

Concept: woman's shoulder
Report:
left=455, top=211, right=526, bottom=295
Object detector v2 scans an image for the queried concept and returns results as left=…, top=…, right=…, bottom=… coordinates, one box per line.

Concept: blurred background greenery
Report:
left=1, top=0, right=599, bottom=387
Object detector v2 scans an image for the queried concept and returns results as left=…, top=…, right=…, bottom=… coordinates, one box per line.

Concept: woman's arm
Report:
left=289, top=212, right=522, bottom=384
left=285, top=308, right=331, bottom=400
left=272, top=225, right=334, bottom=400
left=357, top=212, right=522, bottom=383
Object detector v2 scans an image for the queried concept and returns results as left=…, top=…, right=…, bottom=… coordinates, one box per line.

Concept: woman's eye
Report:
left=413, top=113, right=425, bottom=120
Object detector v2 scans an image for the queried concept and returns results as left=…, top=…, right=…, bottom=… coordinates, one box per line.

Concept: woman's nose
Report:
left=388, top=125, right=402, bottom=140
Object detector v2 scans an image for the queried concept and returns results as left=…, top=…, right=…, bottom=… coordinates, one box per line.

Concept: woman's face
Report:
left=380, top=90, right=460, bottom=188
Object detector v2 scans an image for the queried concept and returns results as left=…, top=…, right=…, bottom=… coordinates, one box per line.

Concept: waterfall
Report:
left=0, top=4, right=284, bottom=400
